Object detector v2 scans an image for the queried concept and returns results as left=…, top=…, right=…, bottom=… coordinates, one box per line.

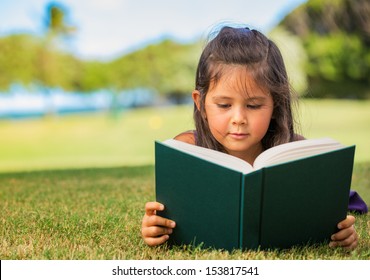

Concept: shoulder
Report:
left=293, top=134, right=306, bottom=141
left=173, top=130, right=196, bottom=145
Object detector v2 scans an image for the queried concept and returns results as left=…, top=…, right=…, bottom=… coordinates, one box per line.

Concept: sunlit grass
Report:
left=0, top=99, right=369, bottom=173
left=1, top=99, right=369, bottom=259
left=299, top=99, right=370, bottom=163
left=0, top=106, right=193, bottom=172
left=0, top=164, right=369, bottom=260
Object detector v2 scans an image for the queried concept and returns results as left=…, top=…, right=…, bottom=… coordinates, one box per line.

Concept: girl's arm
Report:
left=330, top=215, right=358, bottom=250
left=141, top=202, right=176, bottom=246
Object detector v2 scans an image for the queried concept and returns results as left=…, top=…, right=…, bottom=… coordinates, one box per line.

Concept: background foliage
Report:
left=279, top=0, right=370, bottom=98
left=1, top=0, right=369, bottom=99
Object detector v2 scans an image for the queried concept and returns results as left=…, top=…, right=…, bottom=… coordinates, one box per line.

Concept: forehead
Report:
left=209, top=65, right=269, bottom=97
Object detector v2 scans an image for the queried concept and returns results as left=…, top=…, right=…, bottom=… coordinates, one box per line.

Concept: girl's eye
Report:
left=247, top=104, right=262, bottom=109
left=216, top=104, right=231, bottom=109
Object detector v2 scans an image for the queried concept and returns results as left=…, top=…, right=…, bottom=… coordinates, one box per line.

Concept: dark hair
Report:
left=193, top=26, right=297, bottom=152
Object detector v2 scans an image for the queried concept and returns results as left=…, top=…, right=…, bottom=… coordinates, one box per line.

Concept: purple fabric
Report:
left=348, top=190, right=368, bottom=214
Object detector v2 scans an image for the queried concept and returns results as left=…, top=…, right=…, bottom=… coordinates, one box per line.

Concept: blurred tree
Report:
left=79, top=61, right=111, bottom=92
left=110, top=39, right=201, bottom=102
left=0, top=34, right=41, bottom=90
left=0, top=1, right=202, bottom=102
left=0, top=2, right=81, bottom=93
left=45, top=2, right=76, bottom=37
left=37, top=2, right=78, bottom=91
left=269, top=27, right=308, bottom=96
left=279, top=0, right=370, bottom=98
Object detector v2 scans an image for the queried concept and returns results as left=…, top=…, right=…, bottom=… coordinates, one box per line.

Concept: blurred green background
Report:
left=0, top=100, right=369, bottom=173
left=0, top=0, right=369, bottom=173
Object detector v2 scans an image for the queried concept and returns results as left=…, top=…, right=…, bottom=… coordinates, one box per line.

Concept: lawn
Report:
left=0, top=99, right=369, bottom=173
left=0, top=106, right=194, bottom=173
left=0, top=164, right=369, bottom=260
left=0, top=99, right=369, bottom=259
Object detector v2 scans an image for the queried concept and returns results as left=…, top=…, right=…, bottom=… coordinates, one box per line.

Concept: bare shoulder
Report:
left=173, top=130, right=196, bottom=145
left=293, top=134, right=306, bottom=141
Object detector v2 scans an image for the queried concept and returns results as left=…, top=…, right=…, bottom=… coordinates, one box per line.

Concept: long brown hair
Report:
left=193, top=26, right=297, bottom=152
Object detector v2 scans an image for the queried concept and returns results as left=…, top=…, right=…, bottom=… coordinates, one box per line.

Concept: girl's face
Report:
left=194, top=66, right=274, bottom=164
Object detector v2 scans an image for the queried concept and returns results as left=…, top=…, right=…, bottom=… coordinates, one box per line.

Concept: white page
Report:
left=162, top=138, right=344, bottom=174
left=163, top=139, right=253, bottom=174
left=253, top=138, right=344, bottom=169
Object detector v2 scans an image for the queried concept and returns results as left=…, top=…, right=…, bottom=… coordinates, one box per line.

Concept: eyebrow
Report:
left=212, top=96, right=268, bottom=101
left=212, top=96, right=233, bottom=101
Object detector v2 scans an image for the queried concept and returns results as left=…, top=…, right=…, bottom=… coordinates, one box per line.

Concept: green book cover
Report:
left=155, top=139, right=355, bottom=250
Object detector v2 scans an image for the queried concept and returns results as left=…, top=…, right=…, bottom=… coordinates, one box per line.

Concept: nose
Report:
left=231, top=107, right=247, bottom=125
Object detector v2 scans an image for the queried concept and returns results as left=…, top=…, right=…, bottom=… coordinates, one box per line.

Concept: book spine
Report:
left=240, top=170, right=264, bottom=250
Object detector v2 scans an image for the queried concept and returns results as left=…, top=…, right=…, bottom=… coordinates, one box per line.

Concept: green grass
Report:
left=0, top=99, right=369, bottom=173
left=0, top=164, right=369, bottom=260
left=0, top=99, right=369, bottom=259
left=298, top=99, right=370, bottom=163
left=0, top=106, right=193, bottom=173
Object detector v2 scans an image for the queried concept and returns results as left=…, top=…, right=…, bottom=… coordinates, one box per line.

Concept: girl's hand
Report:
left=141, top=202, right=176, bottom=246
left=329, top=215, right=358, bottom=250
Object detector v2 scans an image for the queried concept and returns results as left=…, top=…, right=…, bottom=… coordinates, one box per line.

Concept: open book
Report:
left=155, top=138, right=355, bottom=250
left=162, top=137, right=345, bottom=173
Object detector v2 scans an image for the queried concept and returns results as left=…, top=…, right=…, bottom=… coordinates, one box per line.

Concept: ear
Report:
left=192, top=90, right=201, bottom=111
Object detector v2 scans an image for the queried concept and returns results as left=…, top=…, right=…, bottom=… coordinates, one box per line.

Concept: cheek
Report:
left=205, top=106, right=226, bottom=125
left=252, top=113, right=272, bottom=135
left=207, top=114, right=228, bottom=135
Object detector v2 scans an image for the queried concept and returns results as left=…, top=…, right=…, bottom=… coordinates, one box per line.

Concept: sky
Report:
left=0, top=0, right=307, bottom=60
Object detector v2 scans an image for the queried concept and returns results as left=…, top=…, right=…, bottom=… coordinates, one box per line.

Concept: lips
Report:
left=229, top=133, right=249, bottom=140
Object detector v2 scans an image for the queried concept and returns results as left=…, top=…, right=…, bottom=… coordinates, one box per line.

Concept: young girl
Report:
left=142, top=26, right=359, bottom=250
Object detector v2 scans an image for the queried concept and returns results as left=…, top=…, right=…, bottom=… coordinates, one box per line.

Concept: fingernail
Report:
left=168, top=229, right=173, bottom=234
left=170, top=221, right=176, bottom=228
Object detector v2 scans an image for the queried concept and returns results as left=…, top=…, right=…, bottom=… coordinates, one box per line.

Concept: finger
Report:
left=144, top=235, right=170, bottom=247
left=337, top=215, right=355, bottom=230
left=329, top=234, right=358, bottom=250
left=143, top=215, right=176, bottom=228
left=329, top=241, right=338, bottom=248
left=331, top=225, right=356, bottom=242
left=145, top=202, right=164, bottom=215
left=142, top=226, right=173, bottom=238
left=343, top=237, right=358, bottom=251
left=330, top=231, right=358, bottom=249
